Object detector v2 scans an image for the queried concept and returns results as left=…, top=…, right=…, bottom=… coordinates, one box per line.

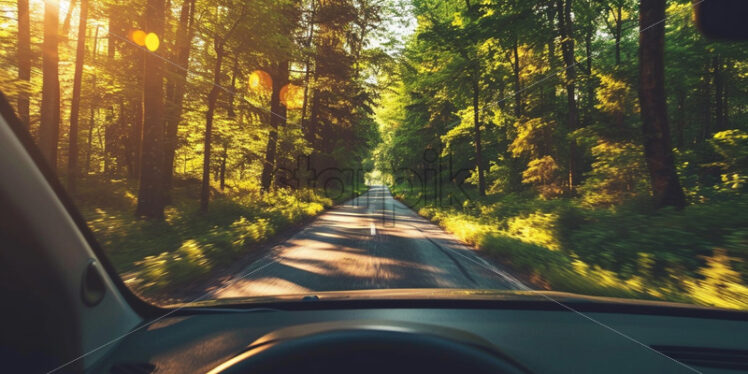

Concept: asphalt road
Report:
left=214, top=185, right=528, bottom=298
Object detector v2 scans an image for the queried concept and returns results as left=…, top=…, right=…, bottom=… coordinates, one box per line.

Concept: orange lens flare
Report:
left=130, top=29, right=146, bottom=46
left=249, top=70, right=273, bottom=93
left=280, top=84, right=304, bottom=110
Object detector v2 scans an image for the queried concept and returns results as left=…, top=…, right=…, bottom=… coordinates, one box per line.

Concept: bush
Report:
left=79, top=176, right=365, bottom=296
left=393, top=182, right=748, bottom=310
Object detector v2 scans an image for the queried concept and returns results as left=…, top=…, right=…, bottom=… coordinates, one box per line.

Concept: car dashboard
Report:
left=91, top=293, right=748, bottom=373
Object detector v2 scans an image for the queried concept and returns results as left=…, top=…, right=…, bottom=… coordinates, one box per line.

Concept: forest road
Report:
left=214, top=185, right=529, bottom=298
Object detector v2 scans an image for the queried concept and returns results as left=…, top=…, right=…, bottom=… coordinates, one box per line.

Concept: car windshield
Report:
left=0, top=0, right=746, bottom=309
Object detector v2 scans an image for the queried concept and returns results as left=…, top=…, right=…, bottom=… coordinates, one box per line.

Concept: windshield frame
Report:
left=0, top=90, right=164, bottom=318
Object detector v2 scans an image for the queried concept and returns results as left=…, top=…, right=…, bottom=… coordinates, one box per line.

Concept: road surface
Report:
left=214, top=185, right=528, bottom=298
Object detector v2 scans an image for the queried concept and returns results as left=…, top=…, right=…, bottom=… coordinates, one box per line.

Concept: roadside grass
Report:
left=76, top=176, right=368, bottom=298
left=391, top=184, right=748, bottom=310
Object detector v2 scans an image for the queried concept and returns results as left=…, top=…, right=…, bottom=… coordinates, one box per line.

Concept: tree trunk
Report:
left=700, top=73, right=711, bottom=142
left=305, top=53, right=321, bottom=150
left=300, top=1, right=317, bottom=138
left=713, top=55, right=725, bottom=132
left=85, top=26, right=99, bottom=174
left=472, top=75, right=486, bottom=197
left=676, top=91, right=685, bottom=149
left=220, top=142, right=228, bottom=190
left=227, top=56, right=237, bottom=118
left=16, top=0, right=31, bottom=129
left=260, top=61, right=289, bottom=192
left=585, top=28, right=594, bottom=123
left=557, top=0, right=579, bottom=190
left=124, top=100, right=138, bottom=178
left=68, top=0, right=88, bottom=193
left=200, top=44, right=225, bottom=212
left=615, top=4, right=622, bottom=66
left=511, top=36, right=522, bottom=119
left=135, top=0, right=167, bottom=219
left=638, top=0, right=686, bottom=209
left=164, top=0, right=195, bottom=198
left=39, top=0, right=61, bottom=168
left=723, top=79, right=729, bottom=129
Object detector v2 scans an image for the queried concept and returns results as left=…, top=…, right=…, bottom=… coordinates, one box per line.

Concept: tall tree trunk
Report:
left=615, top=4, right=622, bottom=66
left=260, top=61, right=289, bottom=193
left=700, top=73, right=711, bottom=142
left=85, top=107, right=95, bottom=173
left=164, top=0, right=195, bottom=199
left=676, top=91, right=685, bottom=149
left=300, top=0, right=317, bottom=137
left=511, top=36, right=522, bottom=118
left=85, top=26, right=99, bottom=174
left=638, top=0, right=686, bottom=209
left=200, top=44, right=225, bottom=212
left=124, top=100, right=137, bottom=177
left=135, top=0, right=167, bottom=219
left=227, top=56, right=237, bottom=118
left=545, top=4, right=557, bottom=112
left=723, top=79, right=729, bottom=128
left=199, top=8, right=246, bottom=209
left=16, top=0, right=31, bottom=129
left=713, top=55, right=725, bottom=132
left=472, top=75, right=486, bottom=196
left=305, top=54, right=321, bottom=150
left=585, top=27, right=594, bottom=123
left=39, top=0, right=61, bottom=168
left=219, top=142, right=228, bottom=190
left=557, top=0, right=579, bottom=190
left=68, top=0, right=88, bottom=193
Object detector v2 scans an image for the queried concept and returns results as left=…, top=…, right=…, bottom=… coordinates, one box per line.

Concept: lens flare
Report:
left=249, top=70, right=273, bottom=93
left=145, top=33, right=160, bottom=52
left=131, top=29, right=146, bottom=46
left=280, top=84, right=304, bottom=110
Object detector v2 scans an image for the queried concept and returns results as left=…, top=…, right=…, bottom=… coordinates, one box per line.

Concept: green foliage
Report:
left=580, top=140, right=650, bottom=206
left=710, top=130, right=748, bottom=192
left=395, top=181, right=748, bottom=310
left=521, top=155, right=563, bottom=198
left=81, top=176, right=363, bottom=295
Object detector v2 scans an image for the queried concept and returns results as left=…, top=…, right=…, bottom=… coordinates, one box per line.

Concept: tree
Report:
left=16, top=0, right=30, bottom=129
left=68, top=0, right=89, bottom=193
left=414, top=0, right=488, bottom=196
left=39, top=0, right=61, bottom=168
left=557, top=0, right=580, bottom=190
left=260, top=61, right=289, bottom=192
left=135, top=0, right=167, bottom=219
left=200, top=2, right=248, bottom=212
left=638, top=0, right=685, bottom=208
left=164, top=0, right=196, bottom=198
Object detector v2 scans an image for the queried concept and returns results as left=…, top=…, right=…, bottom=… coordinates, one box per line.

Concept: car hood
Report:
left=177, top=289, right=744, bottom=317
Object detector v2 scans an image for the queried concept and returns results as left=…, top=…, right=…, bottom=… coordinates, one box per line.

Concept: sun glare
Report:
left=249, top=70, right=273, bottom=93
left=280, top=84, right=304, bottom=110
left=130, top=29, right=146, bottom=46
left=145, top=33, right=160, bottom=52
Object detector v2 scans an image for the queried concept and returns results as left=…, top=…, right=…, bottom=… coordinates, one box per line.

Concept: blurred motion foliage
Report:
left=379, top=0, right=748, bottom=309
left=81, top=176, right=364, bottom=296
left=395, top=183, right=748, bottom=309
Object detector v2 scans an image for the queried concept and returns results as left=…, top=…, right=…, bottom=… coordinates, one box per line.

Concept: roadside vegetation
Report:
left=79, top=176, right=366, bottom=297
left=378, top=0, right=748, bottom=310
left=1, top=0, right=386, bottom=298
left=392, top=170, right=748, bottom=310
